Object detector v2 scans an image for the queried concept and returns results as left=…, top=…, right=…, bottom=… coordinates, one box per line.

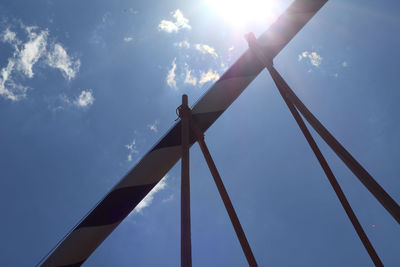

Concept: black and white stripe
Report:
left=41, top=1, right=328, bottom=265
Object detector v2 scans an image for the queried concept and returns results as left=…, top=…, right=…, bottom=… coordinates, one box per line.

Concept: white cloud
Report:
left=0, top=59, right=28, bottom=101
left=298, top=51, right=323, bottom=67
left=0, top=25, right=81, bottom=102
left=158, top=20, right=179, bottom=33
left=0, top=29, right=26, bottom=101
left=50, top=92, right=96, bottom=111
left=133, top=175, right=168, bottom=214
left=2, top=28, right=18, bottom=44
left=298, top=55, right=303, bottom=61
left=342, top=61, right=348, bottom=67
left=166, top=57, right=177, bottom=88
left=47, top=43, right=80, bottom=80
left=125, top=139, right=139, bottom=161
left=147, top=120, right=159, bottom=132
left=308, top=51, right=323, bottom=67
left=175, top=40, right=190, bottom=49
left=17, top=29, right=48, bottom=78
left=162, top=194, right=174, bottom=203
left=74, top=90, right=94, bottom=107
left=123, top=8, right=138, bottom=15
left=102, top=12, right=111, bottom=24
left=158, top=9, right=191, bottom=33
left=125, top=139, right=136, bottom=151
left=195, top=44, right=218, bottom=58
left=123, top=37, right=133, bottom=42
left=184, top=64, right=197, bottom=86
left=173, top=10, right=191, bottom=29
left=199, top=69, right=219, bottom=86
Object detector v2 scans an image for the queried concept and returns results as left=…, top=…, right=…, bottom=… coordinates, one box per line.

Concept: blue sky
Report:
left=0, top=0, right=399, bottom=266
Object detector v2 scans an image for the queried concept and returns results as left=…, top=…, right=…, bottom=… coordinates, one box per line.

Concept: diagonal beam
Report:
left=39, top=1, right=329, bottom=266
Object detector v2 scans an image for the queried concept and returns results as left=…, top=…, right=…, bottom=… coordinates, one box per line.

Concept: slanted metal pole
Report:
left=267, top=65, right=383, bottom=267
left=190, top=119, right=258, bottom=267
left=245, top=33, right=385, bottom=265
left=245, top=32, right=400, bottom=225
left=269, top=66, right=400, bottom=225
left=179, top=94, right=192, bottom=267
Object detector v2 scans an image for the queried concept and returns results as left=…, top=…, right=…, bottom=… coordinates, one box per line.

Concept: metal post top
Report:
left=182, top=94, right=188, bottom=106
left=178, top=94, right=191, bottom=118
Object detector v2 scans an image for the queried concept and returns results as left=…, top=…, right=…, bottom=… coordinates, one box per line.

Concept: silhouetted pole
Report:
left=190, top=119, right=258, bottom=267
left=267, top=65, right=383, bottom=266
left=271, top=66, right=400, bottom=225
left=245, top=32, right=385, bottom=266
left=179, top=94, right=192, bottom=267
left=245, top=32, right=400, bottom=225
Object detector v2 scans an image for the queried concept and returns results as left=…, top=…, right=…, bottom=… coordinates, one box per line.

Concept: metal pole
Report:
left=269, top=66, right=400, bottom=225
left=245, top=32, right=400, bottom=225
left=179, top=94, right=192, bottom=267
left=267, top=65, right=383, bottom=266
left=190, top=119, right=258, bottom=267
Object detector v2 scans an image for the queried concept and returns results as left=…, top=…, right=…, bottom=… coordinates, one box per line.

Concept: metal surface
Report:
left=40, top=1, right=329, bottom=265
left=190, top=118, right=258, bottom=267
left=179, top=95, right=192, bottom=267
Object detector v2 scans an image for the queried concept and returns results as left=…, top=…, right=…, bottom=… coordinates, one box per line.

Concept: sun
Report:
left=205, top=0, right=280, bottom=27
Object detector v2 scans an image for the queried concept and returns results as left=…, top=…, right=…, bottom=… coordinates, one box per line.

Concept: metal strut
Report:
left=179, top=95, right=192, bottom=267
left=178, top=95, right=258, bottom=267
left=267, top=65, right=383, bottom=266
left=190, top=118, right=258, bottom=267
left=245, top=32, right=391, bottom=266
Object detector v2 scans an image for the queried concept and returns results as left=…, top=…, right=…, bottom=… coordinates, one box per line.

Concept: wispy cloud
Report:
left=184, top=64, right=197, bottom=86
left=90, top=12, right=113, bottom=45
left=47, top=43, right=80, bottom=80
left=133, top=175, right=168, bottom=214
left=166, top=57, right=177, bottom=88
left=298, top=51, right=323, bottom=67
left=2, top=28, right=18, bottom=45
left=125, top=139, right=139, bottom=161
left=342, top=61, right=348, bottom=67
left=199, top=69, right=220, bottom=86
left=74, top=90, right=94, bottom=107
left=0, top=25, right=81, bottom=101
left=123, top=8, right=138, bottom=15
left=123, top=37, right=133, bottom=42
left=158, top=9, right=191, bottom=33
left=147, top=120, right=159, bottom=132
left=195, top=44, right=218, bottom=58
left=162, top=194, right=174, bottom=203
left=17, top=27, right=48, bottom=78
left=175, top=40, right=190, bottom=49
left=0, top=59, right=28, bottom=101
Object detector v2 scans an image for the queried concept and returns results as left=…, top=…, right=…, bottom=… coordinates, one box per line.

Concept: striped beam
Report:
left=41, top=0, right=328, bottom=266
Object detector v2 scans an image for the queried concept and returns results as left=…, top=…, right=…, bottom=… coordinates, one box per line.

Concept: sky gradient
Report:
left=0, top=0, right=399, bottom=266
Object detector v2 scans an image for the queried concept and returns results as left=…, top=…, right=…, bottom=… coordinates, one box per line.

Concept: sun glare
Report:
left=205, top=0, right=280, bottom=27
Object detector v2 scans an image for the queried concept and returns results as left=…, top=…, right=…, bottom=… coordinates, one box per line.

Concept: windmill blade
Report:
left=41, top=0, right=328, bottom=266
